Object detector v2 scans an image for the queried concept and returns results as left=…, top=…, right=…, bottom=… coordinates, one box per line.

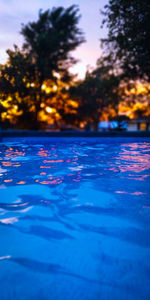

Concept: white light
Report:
left=41, top=84, right=46, bottom=90
left=53, top=72, right=60, bottom=79
left=53, top=85, right=57, bottom=91
left=46, top=107, right=52, bottom=113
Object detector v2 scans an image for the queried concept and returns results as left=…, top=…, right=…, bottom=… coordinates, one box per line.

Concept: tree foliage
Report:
left=21, top=6, right=85, bottom=82
left=70, top=61, right=120, bottom=130
left=101, top=0, right=150, bottom=80
left=0, top=5, right=85, bottom=129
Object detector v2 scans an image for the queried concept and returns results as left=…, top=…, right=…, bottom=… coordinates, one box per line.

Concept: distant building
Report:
left=98, top=118, right=150, bottom=131
left=98, top=121, right=127, bottom=131
left=127, top=118, right=150, bottom=131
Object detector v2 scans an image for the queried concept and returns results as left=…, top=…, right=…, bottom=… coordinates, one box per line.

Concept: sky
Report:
left=0, top=0, right=107, bottom=78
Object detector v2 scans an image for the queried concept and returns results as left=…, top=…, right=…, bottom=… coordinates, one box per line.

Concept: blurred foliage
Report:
left=0, top=5, right=85, bottom=129
left=101, top=0, right=150, bottom=81
left=0, top=2, right=150, bottom=131
left=70, top=60, right=120, bottom=130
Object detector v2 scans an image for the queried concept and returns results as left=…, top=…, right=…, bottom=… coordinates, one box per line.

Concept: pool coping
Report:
left=0, top=130, right=150, bottom=138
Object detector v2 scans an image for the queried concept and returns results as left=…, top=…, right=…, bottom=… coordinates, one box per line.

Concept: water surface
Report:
left=0, top=137, right=150, bottom=300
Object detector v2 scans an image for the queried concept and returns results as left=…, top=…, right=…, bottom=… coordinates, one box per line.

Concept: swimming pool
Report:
left=0, top=137, right=150, bottom=300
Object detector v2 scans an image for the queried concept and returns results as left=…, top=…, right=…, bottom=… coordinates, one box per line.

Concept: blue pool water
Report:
left=0, top=137, right=150, bottom=300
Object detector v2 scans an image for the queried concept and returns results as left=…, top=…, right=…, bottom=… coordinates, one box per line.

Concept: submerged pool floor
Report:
left=0, top=137, right=150, bottom=300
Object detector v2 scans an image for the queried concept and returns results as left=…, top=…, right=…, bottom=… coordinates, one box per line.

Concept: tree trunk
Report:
left=93, top=121, right=99, bottom=131
left=34, top=88, right=42, bottom=130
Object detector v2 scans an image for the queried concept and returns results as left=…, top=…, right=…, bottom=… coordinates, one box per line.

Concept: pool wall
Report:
left=1, top=129, right=150, bottom=139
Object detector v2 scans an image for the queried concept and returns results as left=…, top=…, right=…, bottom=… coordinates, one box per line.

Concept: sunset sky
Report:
left=0, top=0, right=107, bottom=78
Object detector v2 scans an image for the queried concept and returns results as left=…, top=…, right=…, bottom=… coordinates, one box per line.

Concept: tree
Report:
left=70, top=61, right=120, bottom=130
left=118, top=79, right=150, bottom=118
left=21, top=5, right=84, bottom=125
left=101, top=0, right=150, bottom=80
left=70, top=73, right=104, bottom=130
left=0, top=47, right=37, bottom=128
left=0, top=5, right=85, bottom=129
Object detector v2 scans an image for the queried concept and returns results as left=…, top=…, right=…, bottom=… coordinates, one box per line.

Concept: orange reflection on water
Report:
left=40, top=166, right=52, bottom=169
left=2, top=161, right=21, bottom=168
left=17, top=181, right=26, bottom=185
left=40, top=181, right=51, bottom=184
left=38, top=149, right=50, bottom=157
left=2, top=161, right=13, bottom=167
left=4, top=179, right=13, bottom=183
left=5, top=148, right=25, bottom=158
left=43, top=160, right=64, bottom=163
left=49, top=180, right=62, bottom=184
left=40, top=178, right=62, bottom=185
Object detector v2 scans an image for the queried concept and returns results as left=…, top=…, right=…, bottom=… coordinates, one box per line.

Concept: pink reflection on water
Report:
left=11, top=202, right=29, bottom=208
left=40, top=178, right=63, bottom=185
left=112, top=143, right=150, bottom=173
left=2, top=161, right=21, bottom=168
left=2, top=161, right=13, bottom=167
left=37, top=149, right=50, bottom=157
left=124, top=174, right=150, bottom=181
left=43, top=160, right=64, bottom=163
left=131, top=191, right=146, bottom=195
left=40, top=166, right=52, bottom=169
left=0, top=217, right=18, bottom=224
left=0, top=256, right=11, bottom=260
left=5, top=148, right=25, bottom=158
left=115, top=191, right=127, bottom=194
left=115, top=190, right=146, bottom=195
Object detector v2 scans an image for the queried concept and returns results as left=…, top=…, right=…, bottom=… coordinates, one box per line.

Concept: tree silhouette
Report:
left=101, top=0, right=150, bottom=81
left=0, top=5, right=85, bottom=129
left=70, top=61, right=120, bottom=130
